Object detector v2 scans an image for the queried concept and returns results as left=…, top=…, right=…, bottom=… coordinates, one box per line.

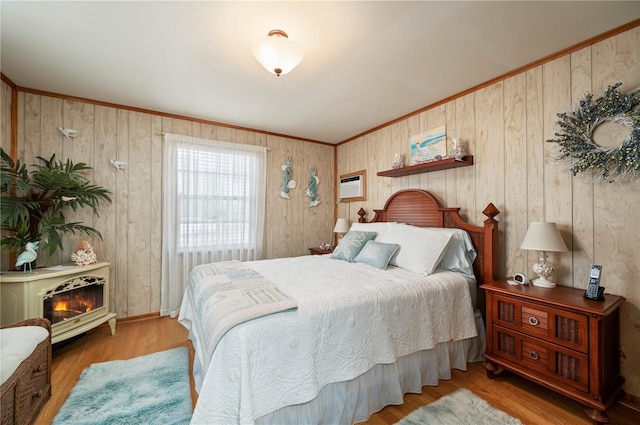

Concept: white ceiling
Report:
left=2, top=1, right=639, bottom=144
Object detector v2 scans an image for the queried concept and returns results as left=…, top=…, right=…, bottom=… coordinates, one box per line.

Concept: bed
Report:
left=179, top=189, right=500, bottom=425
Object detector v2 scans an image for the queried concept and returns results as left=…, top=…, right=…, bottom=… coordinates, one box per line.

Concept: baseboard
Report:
left=98, top=312, right=161, bottom=325
left=619, top=391, right=640, bottom=413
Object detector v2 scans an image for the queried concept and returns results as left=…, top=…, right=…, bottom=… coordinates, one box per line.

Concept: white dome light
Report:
left=252, top=29, right=304, bottom=76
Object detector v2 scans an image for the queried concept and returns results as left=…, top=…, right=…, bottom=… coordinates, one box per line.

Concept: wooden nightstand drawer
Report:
left=492, top=294, right=589, bottom=353
left=482, top=279, right=626, bottom=424
left=521, top=305, right=548, bottom=334
left=491, top=325, right=589, bottom=393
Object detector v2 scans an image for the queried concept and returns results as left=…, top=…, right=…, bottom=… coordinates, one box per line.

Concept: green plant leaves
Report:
left=0, top=149, right=112, bottom=257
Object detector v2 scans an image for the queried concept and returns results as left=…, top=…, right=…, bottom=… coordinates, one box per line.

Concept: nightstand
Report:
left=481, top=279, right=625, bottom=424
left=309, top=247, right=333, bottom=255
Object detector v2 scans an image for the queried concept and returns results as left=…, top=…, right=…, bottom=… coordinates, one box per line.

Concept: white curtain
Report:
left=161, top=133, right=267, bottom=317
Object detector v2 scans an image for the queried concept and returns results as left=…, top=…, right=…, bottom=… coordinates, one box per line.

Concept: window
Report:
left=161, top=133, right=267, bottom=317
left=176, top=147, right=259, bottom=249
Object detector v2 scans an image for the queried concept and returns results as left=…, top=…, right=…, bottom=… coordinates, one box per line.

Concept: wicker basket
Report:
left=1, top=318, right=52, bottom=425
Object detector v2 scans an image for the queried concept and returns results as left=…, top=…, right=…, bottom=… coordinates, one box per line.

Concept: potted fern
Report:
left=0, top=148, right=112, bottom=269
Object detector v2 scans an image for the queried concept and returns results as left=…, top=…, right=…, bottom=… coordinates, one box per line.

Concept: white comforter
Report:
left=179, top=255, right=477, bottom=425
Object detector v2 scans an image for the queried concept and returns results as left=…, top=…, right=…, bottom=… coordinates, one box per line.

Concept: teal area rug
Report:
left=395, top=388, right=523, bottom=425
left=53, top=347, right=192, bottom=425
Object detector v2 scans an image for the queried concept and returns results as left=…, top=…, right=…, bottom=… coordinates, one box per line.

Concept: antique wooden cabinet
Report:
left=481, top=279, right=625, bottom=424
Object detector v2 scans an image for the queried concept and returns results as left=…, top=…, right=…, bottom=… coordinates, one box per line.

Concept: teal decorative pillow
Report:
left=330, top=231, right=377, bottom=262
left=354, top=240, right=400, bottom=270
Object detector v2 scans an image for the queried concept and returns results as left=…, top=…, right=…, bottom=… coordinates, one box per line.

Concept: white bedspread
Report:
left=187, top=260, right=298, bottom=369
left=179, top=255, right=477, bottom=425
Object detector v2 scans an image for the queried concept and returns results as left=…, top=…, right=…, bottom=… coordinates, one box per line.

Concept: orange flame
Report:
left=53, top=295, right=95, bottom=314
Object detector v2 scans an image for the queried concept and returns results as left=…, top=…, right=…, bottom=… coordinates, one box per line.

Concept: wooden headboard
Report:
left=360, top=189, right=500, bottom=287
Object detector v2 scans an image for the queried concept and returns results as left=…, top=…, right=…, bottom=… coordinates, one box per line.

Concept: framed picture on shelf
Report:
left=410, top=125, right=446, bottom=164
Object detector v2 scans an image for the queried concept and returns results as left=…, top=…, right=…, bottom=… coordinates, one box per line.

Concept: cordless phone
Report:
left=584, top=264, right=605, bottom=301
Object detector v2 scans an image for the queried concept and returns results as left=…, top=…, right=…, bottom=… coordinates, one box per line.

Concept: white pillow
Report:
left=349, top=222, right=397, bottom=240
left=377, top=223, right=453, bottom=274
left=429, top=228, right=477, bottom=279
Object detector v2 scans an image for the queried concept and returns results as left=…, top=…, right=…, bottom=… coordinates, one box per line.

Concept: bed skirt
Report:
left=254, top=310, right=486, bottom=425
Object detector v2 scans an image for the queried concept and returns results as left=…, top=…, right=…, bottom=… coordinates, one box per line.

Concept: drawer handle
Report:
left=33, top=389, right=44, bottom=399
left=528, top=316, right=540, bottom=326
left=529, top=351, right=540, bottom=361
left=33, top=363, right=45, bottom=373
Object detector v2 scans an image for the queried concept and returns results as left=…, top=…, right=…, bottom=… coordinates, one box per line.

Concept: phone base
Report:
left=584, top=286, right=605, bottom=301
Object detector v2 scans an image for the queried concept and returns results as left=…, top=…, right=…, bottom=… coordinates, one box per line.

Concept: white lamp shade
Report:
left=333, top=218, right=350, bottom=234
left=252, top=30, right=304, bottom=76
left=520, top=222, right=568, bottom=252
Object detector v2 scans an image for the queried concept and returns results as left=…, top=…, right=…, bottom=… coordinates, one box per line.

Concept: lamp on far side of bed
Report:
left=520, top=222, right=568, bottom=288
left=334, top=218, right=350, bottom=241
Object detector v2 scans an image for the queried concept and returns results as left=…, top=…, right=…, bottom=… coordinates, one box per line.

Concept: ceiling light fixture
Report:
left=252, top=29, right=304, bottom=77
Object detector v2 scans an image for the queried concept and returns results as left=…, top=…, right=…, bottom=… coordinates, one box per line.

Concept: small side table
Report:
left=309, top=247, right=333, bottom=255
left=481, top=279, right=625, bottom=424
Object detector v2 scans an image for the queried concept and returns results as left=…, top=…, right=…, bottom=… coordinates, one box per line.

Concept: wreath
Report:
left=546, top=82, right=640, bottom=181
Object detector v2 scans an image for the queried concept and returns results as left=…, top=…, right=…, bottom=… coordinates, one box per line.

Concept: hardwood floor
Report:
left=36, top=316, right=639, bottom=425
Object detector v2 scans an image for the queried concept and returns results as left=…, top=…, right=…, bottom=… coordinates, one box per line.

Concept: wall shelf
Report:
left=377, top=155, right=473, bottom=177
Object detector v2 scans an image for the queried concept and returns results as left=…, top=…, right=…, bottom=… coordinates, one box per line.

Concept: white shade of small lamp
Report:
left=520, top=222, right=568, bottom=288
left=333, top=218, right=350, bottom=240
left=252, top=29, right=304, bottom=76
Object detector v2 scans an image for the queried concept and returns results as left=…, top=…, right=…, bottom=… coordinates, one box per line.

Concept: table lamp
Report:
left=333, top=218, right=350, bottom=241
left=520, top=222, right=568, bottom=288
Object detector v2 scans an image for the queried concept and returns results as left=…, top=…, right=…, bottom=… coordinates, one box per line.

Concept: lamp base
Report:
left=532, top=276, right=557, bottom=288
left=531, top=253, right=557, bottom=288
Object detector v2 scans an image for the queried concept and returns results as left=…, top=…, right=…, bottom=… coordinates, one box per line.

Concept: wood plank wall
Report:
left=336, top=27, right=640, bottom=397
left=2, top=25, right=639, bottom=398
left=0, top=82, right=11, bottom=154
left=1, top=87, right=334, bottom=318
left=0, top=80, right=15, bottom=271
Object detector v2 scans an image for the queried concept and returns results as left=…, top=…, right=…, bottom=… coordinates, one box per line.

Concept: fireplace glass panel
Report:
left=43, top=279, right=104, bottom=325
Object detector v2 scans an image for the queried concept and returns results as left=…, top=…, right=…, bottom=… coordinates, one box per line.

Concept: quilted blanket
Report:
left=180, top=256, right=477, bottom=425
left=185, top=260, right=298, bottom=368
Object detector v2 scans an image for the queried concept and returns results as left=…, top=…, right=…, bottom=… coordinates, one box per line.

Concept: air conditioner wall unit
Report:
left=338, top=170, right=366, bottom=201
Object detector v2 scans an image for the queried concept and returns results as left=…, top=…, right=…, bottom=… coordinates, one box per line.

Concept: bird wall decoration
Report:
left=57, top=127, right=79, bottom=139
left=109, top=159, right=127, bottom=170
left=15, top=241, right=39, bottom=274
